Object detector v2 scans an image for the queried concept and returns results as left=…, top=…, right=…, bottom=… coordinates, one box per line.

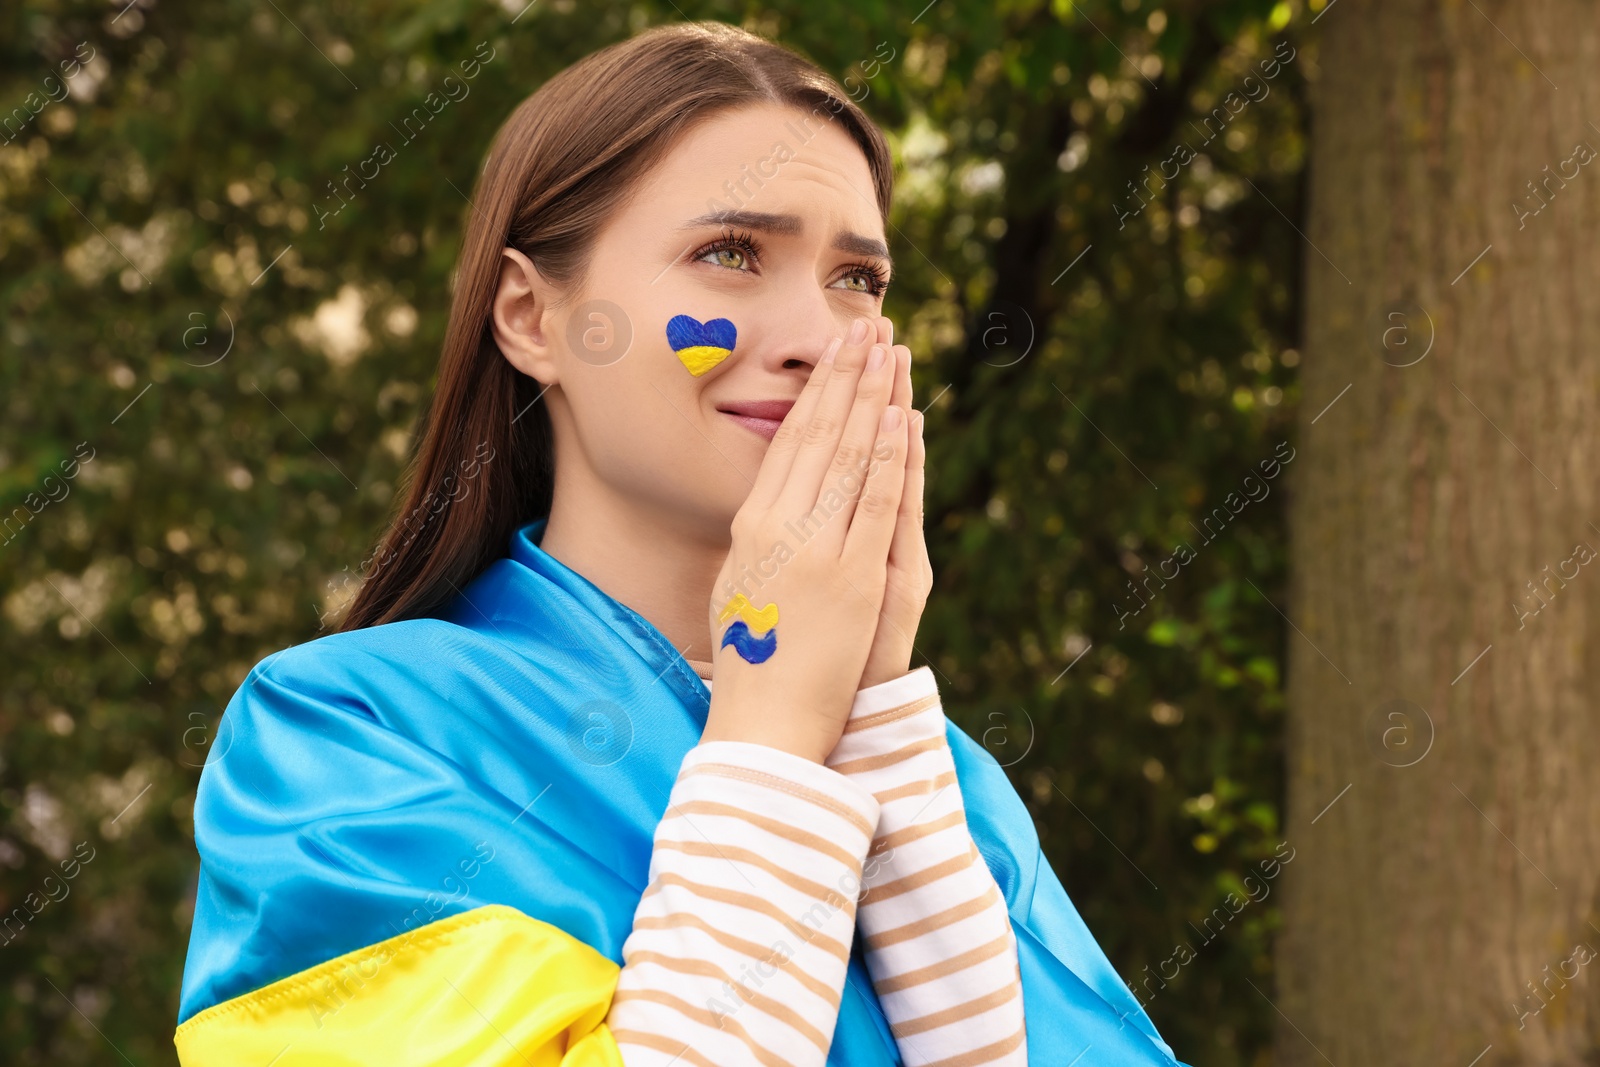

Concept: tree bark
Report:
left=1277, top=1, right=1600, bottom=1063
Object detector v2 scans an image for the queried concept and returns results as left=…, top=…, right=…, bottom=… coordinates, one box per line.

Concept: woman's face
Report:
left=492, top=102, right=892, bottom=542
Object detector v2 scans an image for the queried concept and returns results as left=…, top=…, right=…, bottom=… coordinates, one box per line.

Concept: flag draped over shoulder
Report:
left=176, top=518, right=1187, bottom=1066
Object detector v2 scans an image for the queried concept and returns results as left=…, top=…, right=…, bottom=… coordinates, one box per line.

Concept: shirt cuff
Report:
left=609, top=739, right=881, bottom=1066
left=821, top=665, right=1029, bottom=1066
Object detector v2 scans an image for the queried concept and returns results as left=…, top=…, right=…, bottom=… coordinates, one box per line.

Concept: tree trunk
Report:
left=1277, top=1, right=1600, bottom=1062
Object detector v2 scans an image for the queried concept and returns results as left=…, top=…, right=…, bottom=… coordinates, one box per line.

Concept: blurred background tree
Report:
left=0, top=0, right=1310, bottom=1062
left=1277, top=1, right=1600, bottom=1063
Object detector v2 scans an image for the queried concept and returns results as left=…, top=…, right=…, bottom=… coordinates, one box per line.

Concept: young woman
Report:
left=174, top=20, right=1186, bottom=1067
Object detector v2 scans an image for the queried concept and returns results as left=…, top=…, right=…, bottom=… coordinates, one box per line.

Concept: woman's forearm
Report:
left=607, top=739, right=880, bottom=1065
left=825, top=666, right=1028, bottom=1067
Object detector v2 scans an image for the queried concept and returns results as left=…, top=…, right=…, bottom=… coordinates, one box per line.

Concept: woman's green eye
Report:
left=837, top=273, right=871, bottom=292
left=705, top=247, right=748, bottom=270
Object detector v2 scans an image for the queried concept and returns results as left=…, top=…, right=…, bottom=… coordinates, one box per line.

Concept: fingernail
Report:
left=822, top=337, right=841, bottom=363
left=848, top=318, right=869, bottom=344
left=867, top=344, right=885, bottom=371
left=881, top=405, right=902, bottom=431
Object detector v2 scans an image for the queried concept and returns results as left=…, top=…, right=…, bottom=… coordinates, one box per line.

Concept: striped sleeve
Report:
left=607, top=739, right=880, bottom=1067
left=825, top=666, right=1028, bottom=1067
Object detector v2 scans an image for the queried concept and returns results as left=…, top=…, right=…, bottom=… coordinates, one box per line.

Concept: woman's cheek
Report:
left=665, top=313, right=737, bottom=377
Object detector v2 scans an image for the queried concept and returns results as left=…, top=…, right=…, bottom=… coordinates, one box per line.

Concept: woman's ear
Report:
left=490, top=247, right=560, bottom=385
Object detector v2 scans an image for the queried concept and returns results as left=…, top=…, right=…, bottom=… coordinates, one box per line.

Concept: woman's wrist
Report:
left=700, top=690, right=843, bottom=765
left=859, top=642, right=916, bottom=690
left=698, top=718, right=832, bottom=764
left=698, top=666, right=935, bottom=763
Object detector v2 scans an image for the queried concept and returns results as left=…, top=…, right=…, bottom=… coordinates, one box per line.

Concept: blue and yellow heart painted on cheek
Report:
left=717, top=593, right=778, bottom=664
left=667, top=315, right=736, bottom=377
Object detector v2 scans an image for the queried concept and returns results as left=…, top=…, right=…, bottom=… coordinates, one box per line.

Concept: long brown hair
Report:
left=338, top=20, right=894, bottom=632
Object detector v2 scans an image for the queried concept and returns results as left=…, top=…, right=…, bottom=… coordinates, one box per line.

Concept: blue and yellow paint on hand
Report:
left=667, top=315, right=736, bottom=376
left=717, top=593, right=778, bottom=664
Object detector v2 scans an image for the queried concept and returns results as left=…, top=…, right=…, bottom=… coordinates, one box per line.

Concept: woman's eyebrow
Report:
left=832, top=231, right=892, bottom=263
left=680, top=209, right=893, bottom=266
left=682, top=209, right=803, bottom=235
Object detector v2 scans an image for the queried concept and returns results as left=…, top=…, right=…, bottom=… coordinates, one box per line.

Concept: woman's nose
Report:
left=750, top=291, right=853, bottom=371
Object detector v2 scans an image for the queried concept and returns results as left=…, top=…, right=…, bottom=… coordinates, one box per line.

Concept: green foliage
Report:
left=0, top=0, right=1311, bottom=1061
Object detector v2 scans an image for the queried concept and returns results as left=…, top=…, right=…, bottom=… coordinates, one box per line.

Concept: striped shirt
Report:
left=605, top=662, right=1027, bottom=1066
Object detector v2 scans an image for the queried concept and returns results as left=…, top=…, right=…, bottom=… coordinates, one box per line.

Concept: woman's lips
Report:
left=717, top=399, right=795, bottom=442
left=722, top=412, right=784, bottom=441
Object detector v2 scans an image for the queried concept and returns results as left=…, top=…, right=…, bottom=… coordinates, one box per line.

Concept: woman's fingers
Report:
left=890, top=405, right=926, bottom=566
left=878, top=342, right=918, bottom=565
left=842, top=402, right=909, bottom=571
left=814, top=335, right=911, bottom=553
left=740, top=317, right=902, bottom=544
left=803, top=343, right=901, bottom=550
left=741, top=333, right=841, bottom=514
left=775, top=322, right=891, bottom=519
left=887, top=339, right=912, bottom=415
